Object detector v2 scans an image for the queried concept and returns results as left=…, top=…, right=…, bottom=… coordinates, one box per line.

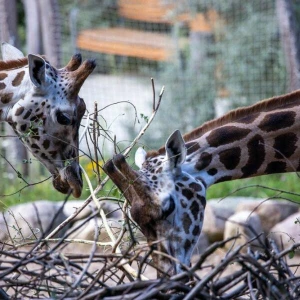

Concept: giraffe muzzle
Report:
left=52, top=161, right=83, bottom=198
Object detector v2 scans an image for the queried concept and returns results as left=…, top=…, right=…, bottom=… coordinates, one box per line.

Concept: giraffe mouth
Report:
left=52, top=162, right=83, bottom=198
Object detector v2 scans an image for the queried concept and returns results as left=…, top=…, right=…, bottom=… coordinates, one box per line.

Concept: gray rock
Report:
left=237, top=199, right=299, bottom=232
left=61, top=200, right=122, bottom=222
left=0, top=200, right=68, bottom=243
left=209, top=197, right=262, bottom=212
left=270, top=212, right=300, bottom=251
left=202, top=201, right=235, bottom=242
left=0, top=213, right=7, bottom=241
left=224, top=211, right=265, bottom=252
left=64, top=217, right=144, bottom=253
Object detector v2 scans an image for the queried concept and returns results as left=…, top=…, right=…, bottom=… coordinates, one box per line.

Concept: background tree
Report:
left=0, top=0, right=29, bottom=176
left=276, top=0, right=300, bottom=91
left=23, top=0, right=62, bottom=67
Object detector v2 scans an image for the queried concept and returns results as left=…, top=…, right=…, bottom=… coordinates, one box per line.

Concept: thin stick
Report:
left=81, top=165, right=149, bottom=281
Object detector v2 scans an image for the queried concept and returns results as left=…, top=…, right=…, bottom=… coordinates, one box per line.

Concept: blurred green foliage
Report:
left=207, top=173, right=300, bottom=202
left=0, top=157, right=120, bottom=211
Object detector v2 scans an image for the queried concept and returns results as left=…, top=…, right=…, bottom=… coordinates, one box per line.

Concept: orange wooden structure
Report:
left=76, top=1, right=219, bottom=61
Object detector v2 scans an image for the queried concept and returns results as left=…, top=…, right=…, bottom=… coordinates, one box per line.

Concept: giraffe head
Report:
left=4, top=48, right=96, bottom=198
left=103, top=130, right=206, bottom=276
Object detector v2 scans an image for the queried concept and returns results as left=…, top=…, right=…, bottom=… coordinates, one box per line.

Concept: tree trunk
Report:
left=0, top=0, right=29, bottom=177
left=0, top=0, right=19, bottom=46
left=23, top=0, right=62, bottom=67
left=22, top=0, right=43, bottom=54
left=39, top=0, right=62, bottom=67
left=276, top=0, right=300, bottom=91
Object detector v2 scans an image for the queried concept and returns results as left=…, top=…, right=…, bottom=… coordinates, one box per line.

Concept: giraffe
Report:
left=0, top=43, right=96, bottom=198
left=103, top=89, right=300, bottom=277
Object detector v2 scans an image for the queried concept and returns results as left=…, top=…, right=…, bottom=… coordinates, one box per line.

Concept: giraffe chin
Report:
left=52, top=164, right=83, bottom=198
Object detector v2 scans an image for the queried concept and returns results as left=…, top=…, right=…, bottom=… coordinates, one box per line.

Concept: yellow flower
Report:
left=82, top=159, right=103, bottom=178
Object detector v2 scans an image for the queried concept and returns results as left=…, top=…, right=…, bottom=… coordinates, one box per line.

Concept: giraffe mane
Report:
left=147, top=89, right=300, bottom=158
left=0, top=58, right=29, bottom=71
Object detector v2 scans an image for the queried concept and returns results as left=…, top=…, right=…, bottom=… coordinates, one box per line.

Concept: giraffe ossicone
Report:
left=0, top=43, right=96, bottom=197
left=104, top=89, right=300, bottom=277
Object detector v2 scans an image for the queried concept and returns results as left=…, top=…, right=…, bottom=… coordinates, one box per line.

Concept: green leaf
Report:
left=288, top=250, right=295, bottom=259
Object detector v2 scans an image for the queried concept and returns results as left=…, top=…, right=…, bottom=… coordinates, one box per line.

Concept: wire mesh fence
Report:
left=58, top=0, right=287, bottom=148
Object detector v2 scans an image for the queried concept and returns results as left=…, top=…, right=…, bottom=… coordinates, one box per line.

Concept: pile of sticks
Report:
left=0, top=232, right=299, bottom=299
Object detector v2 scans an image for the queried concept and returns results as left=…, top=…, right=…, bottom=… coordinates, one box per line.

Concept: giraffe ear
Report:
left=135, top=147, right=147, bottom=169
left=28, top=54, right=46, bottom=88
left=165, top=130, right=186, bottom=171
left=1, top=43, right=24, bottom=60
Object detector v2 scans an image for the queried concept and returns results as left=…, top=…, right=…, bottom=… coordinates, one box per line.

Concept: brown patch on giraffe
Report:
left=15, top=107, right=25, bottom=116
left=219, top=147, right=241, bottom=170
left=156, top=167, right=163, bottom=174
left=182, top=188, right=194, bottom=200
left=43, top=139, right=50, bottom=150
left=195, top=152, right=212, bottom=171
left=207, top=168, right=217, bottom=176
left=186, top=141, right=200, bottom=155
left=215, top=176, right=232, bottom=183
left=23, top=109, right=32, bottom=119
left=189, top=182, right=202, bottom=192
left=200, top=211, right=204, bottom=221
left=190, top=200, right=200, bottom=220
left=297, top=159, right=300, bottom=171
left=192, top=225, right=200, bottom=236
left=196, top=194, right=206, bottom=208
left=0, top=82, right=6, bottom=90
left=0, top=73, right=8, bottom=80
left=241, top=134, right=265, bottom=177
left=196, top=177, right=207, bottom=188
left=40, top=153, right=49, bottom=161
left=180, top=199, right=187, bottom=208
left=31, top=143, right=40, bottom=149
left=235, top=113, right=259, bottom=124
left=273, top=132, right=297, bottom=159
left=49, top=151, right=58, bottom=158
left=258, top=111, right=296, bottom=132
left=1, top=93, right=13, bottom=104
left=20, top=124, right=27, bottom=132
left=265, top=161, right=286, bottom=174
left=184, top=239, right=192, bottom=253
left=12, top=70, right=25, bottom=87
left=182, top=213, right=192, bottom=235
left=206, top=126, right=251, bottom=148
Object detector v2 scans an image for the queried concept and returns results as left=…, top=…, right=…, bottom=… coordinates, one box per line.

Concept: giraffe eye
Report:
left=56, top=111, right=72, bottom=125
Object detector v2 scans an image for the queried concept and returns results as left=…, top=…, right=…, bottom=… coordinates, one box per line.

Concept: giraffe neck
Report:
left=181, top=91, right=300, bottom=187
left=0, top=65, right=31, bottom=121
